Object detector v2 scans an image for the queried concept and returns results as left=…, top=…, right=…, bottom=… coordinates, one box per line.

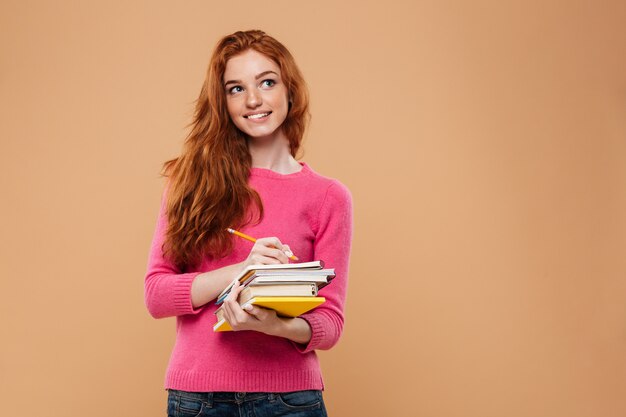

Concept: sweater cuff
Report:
left=173, top=272, right=202, bottom=316
left=292, top=313, right=325, bottom=353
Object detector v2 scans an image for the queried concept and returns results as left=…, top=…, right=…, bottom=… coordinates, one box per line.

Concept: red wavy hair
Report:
left=161, top=30, right=310, bottom=270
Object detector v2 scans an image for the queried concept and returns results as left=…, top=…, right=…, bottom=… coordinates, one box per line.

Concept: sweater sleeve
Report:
left=294, top=181, right=353, bottom=352
left=144, top=189, right=203, bottom=319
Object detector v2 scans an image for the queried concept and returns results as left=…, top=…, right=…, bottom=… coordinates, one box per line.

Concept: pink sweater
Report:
left=144, top=162, right=353, bottom=392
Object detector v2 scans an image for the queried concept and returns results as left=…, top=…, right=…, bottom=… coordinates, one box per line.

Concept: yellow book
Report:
left=213, top=296, right=325, bottom=332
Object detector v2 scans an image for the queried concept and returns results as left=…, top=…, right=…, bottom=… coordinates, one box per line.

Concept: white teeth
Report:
left=247, top=112, right=269, bottom=119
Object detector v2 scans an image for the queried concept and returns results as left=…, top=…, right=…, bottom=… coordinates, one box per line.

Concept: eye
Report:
left=228, top=85, right=243, bottom=94
left=261, top=79, right=276, bottom=88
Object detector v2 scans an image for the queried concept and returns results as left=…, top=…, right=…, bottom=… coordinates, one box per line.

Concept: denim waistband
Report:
left=168, top=389, right=311, bottom=404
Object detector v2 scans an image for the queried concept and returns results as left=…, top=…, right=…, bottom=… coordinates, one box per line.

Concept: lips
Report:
left=244, top=111, right=272, bottom=119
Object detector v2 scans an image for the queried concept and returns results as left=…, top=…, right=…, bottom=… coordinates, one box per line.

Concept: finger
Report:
left=265, top=248, right=289, bottom=264
left=256, top=237, right=284, bottom=251
left=251, top=247, right=289, bottom=264
left=256, top=244, right=289, bottom=262
left=223, top=298, right=252, bottom=329
left=244, top=304, right=264, bottom=319
left=223, top=282, right=243, bottom=313
left=230, top=279, right=244, bottom=296
left=247, top=253, right=284, bottom=265
left=281, top=244, right=296, bottom=260
left=243, top=303, right=257, bottom=315
left=252, top=242, right=283, bottom=256
left=221, top=303, right=234, bottom=326
left=224, top=281, right=242, bottom=304
left=222, top=297, right=239, bottom=318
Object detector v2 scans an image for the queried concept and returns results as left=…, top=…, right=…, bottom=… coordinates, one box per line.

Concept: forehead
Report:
left=223, top=49, right=280, bottom=80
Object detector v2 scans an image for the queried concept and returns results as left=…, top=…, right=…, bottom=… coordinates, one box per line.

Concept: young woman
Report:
left=144, top=30, right=353, bottom=417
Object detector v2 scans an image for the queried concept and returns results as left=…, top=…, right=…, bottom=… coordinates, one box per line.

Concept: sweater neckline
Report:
left=250, top=162, right=312, bottom=179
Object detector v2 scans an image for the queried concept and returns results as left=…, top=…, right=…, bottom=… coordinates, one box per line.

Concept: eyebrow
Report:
left=224, top=70, right=279, bottom=87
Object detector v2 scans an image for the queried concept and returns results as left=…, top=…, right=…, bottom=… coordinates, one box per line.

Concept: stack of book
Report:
left=213, top=261, right=335, bottom=332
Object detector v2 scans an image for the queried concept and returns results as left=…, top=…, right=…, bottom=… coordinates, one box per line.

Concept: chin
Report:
left=241, top=125, right=284, bottom=141
left=247, top=132, right=278, bottom=141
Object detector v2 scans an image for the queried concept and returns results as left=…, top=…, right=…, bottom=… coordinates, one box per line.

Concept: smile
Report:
left=245, top=111, right=272, bottom=119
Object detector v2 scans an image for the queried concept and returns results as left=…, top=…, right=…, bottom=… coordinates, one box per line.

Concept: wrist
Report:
left=267, top=316, right=312, bottom=345
left=267, top=316, right=289, bottom=337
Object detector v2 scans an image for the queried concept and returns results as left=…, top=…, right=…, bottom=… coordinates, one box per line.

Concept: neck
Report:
left=248, top=129, right=301, bottom=174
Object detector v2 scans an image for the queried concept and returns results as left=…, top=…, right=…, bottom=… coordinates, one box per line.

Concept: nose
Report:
left=246, top=89, right=262, bottom=108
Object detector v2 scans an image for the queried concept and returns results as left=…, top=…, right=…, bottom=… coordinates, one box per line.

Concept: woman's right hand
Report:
left=242, top=237, right=292, bottom=269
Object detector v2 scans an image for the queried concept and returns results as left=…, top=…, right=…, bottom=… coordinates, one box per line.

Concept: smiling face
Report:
left=223, top=49, right=290, bottom=141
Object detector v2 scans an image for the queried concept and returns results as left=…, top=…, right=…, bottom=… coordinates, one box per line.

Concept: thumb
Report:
left=243, top=303, right=258, bottom=316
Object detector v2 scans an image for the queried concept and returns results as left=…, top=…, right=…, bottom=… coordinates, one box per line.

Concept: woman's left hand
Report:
left=221, top=280, right=283, bottom=334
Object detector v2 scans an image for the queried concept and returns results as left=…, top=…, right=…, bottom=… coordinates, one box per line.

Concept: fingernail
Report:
left=284, top=250, right=293, bottom=257
left=243, top=304, right=252, bottom=311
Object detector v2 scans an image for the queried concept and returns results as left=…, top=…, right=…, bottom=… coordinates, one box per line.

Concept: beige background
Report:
left=1, top=1, right=625, bottom=416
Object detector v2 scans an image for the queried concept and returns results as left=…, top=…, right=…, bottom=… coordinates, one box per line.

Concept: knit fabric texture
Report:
left=144, top=162, right=353, bottom=392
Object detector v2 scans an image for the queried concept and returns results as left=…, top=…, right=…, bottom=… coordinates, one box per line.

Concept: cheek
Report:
left=226, top=102, right=246, bottom=129
left=225, top=100, right=237, bottom=119
left=271, top=94, right=289, bottom=115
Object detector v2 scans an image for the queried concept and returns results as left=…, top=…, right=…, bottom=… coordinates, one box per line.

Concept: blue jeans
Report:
left=167, top=389, right=328, bottom=417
